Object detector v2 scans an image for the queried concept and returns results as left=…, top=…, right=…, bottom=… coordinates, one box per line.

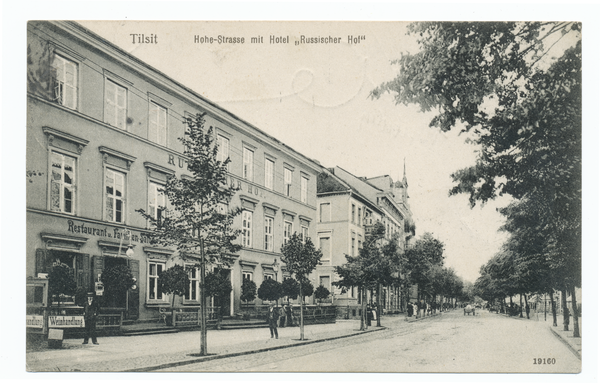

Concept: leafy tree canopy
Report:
left=372, top=22, right=581, bottom=208
left=257, top=278, right=283, bottom=303
left=158, top=265, right=189, bottom=297
left=204, top=269, right=232, bottom=299
left=137, top=113, right=242, bottom=266
left=48, top=263, right=77, bottom=303
left=314, top=285, right=331, bottom=302
left=280, top=233, right=322, bottom=280
left=241, top=278, right=257, bottom=303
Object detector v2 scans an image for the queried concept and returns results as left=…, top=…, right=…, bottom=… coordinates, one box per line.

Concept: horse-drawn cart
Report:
left=464, top=305, right=475, bottom=316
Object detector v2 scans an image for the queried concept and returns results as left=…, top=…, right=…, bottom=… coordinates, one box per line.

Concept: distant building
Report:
left=26, top=21, right=321, bottom=326
left=316, top=166, right=415, bottom=317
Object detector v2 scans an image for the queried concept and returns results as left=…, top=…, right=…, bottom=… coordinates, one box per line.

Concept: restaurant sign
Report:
left=48, top=316, right=85, bottom=328
left=26, top=315, right=44, bottom=328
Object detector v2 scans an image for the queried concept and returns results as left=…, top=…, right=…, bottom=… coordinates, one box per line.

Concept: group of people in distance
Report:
left=266, top=303, right=296, bottom=339
left=406, top=300, right=441, bottom=319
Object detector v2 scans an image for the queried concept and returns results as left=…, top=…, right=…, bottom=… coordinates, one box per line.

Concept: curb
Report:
left=548, top=326, right=581, bottom=360
left=125, top=326, right=387, bottom=372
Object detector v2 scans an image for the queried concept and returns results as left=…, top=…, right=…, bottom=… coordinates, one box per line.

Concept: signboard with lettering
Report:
left=48, top=316, right=85, bottom=328
left=26, top=315, right=44, bottom=329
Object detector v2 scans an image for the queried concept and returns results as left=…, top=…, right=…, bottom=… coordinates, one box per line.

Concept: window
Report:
left=148, top=261, right=165, bottom=301
left=105, top=168, right=125, bottom=223
left=217, top=135, right=230, bottom=168
left=243, top=147, right=253, bottom=181
left=265, top=158, right=274, bottom=190
left=351, top=204, right=356, bottom=223
left=243, top=271, right=253, bottom=281
left=105, top=80, right=127, bottom=129
left=242, top=210, right=252, bottom=247
left=149, top=102, right=167, bottom=146
left=148, top=181, right=165, bottom=223
left=301, top=225, right=309, bottom=243
left=319, top=237, right=331, bottom=261
left=264, top=274, right=274, bottom=280
left=301, top=176, right=308, bottom=203
left=320, top=203, right=331, bottom=222
left=264, top=216, right=274, bottom=251
left=186, top=266, right=199, bottom=301
left=284, top=220, right=293, bottom=245
left=319, top=276, right=331, bottom=291
left=51, top=54, right=78, bottom=109
left=351, top=236, right=356, bottom=256
left=357, top=207, right=362, bottom=227
left=50, top=151, right=76, bottom=214
left=284, top=168, right=292, bottom=197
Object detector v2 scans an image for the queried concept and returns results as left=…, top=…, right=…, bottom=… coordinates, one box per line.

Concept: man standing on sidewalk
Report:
left=267, top=303, right=279, bottom=339
left=83, top=292, right=99, bottom=345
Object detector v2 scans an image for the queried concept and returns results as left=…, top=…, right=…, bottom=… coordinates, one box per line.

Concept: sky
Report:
left=75, top=20, right=513, bottom=282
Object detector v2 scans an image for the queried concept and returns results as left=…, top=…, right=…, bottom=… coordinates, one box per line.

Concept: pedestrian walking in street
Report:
left=285, top=303, right=294, bottom=327
left=279, top=305, right=286, bottom=327
left=267, top=303, right=279, bottom=339
left=366, top=305, right=372, bottom=326
left=82, top=292, right=99, bottom=345
left=407, top=302, right=413, bottom=317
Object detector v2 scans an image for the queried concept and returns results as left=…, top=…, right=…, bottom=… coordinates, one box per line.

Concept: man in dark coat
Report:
left=83, top=292, right=99, bottom=345
left=267, top=303, right=279, bottom=339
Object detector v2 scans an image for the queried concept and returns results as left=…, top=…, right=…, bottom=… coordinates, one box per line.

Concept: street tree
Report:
left=100, top=264, right=135, bottom=308
left=257, top=278, right=283, bottom=305
left=281, top=277, right=300, bottom=304
left=314, top=285, right=331, bottom=305
left=372, top=22, right=581, bottom=337
left=137, top=112, right=242, bottom=355
left=404, top=232, right=445, bottom=300
left=299, top=277, right=314, bottom=302
left=204, top=268, right=233, bottom=319
left=241, top=278, right=257, bottom=305
left=158, top=264, right=189, bottom=310
left=48, top=263, right=77, bottom=309
left=280, top=233, right=323, bottom=340
left=334, top=222, right=394, bottom=329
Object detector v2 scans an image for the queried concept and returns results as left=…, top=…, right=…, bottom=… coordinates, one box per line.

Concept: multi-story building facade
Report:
left=316, top=166, right=414, bottom=316
left=26, top=21, right=321, bottom=325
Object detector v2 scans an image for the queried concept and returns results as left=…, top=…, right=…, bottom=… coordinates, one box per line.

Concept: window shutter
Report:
left=92, top=255, right=105, bottom=284
left=76, top=254, right=91, bottom=291
left=127, top=259, right=140, bottom=319
left=35, top=249, right=51, bottom=275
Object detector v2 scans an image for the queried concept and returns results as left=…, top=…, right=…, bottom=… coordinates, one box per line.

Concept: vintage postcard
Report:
left=18, top=14, right=593, bottom=378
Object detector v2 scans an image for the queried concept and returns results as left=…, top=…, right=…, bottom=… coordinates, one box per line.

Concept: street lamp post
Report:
left=272, top=258, right=279, bottom=306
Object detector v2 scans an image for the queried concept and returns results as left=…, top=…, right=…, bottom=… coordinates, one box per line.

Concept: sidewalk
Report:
left=26, top=319, right=388, bottom=372
left=505, top=311, right=582, bottom=359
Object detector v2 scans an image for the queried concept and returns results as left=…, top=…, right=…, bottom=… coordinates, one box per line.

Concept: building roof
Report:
left=317, top=168, right=382, bottom=215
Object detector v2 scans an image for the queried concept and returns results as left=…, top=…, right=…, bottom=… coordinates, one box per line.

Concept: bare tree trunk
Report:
left=299, top=281, right=305, bottom=340
left=550, top=292, right=557, bottom=327
left=524, top=294, right=530, bottom=319
left=519, top=294, right=523, bottom=318
left=360, top=287, right=367, bottom=331
left=561, top=288, right=569, bottom=331
left=199, top=239, right=208, bottom=355
left=376, top=283, right=382, bottom=327
left=570, top=285, right=580, bottom=338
